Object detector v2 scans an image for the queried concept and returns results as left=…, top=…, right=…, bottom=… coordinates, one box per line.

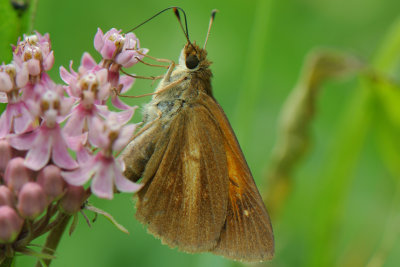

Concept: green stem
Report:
left=35, top=215, right=71, bottom=267
left=28, top=0, right=39, bottom=33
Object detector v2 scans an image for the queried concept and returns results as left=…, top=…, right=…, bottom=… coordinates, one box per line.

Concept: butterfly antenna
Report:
left=126, top=6, right=190, bottom=43
left=172, top=7, right=191, bottom=44
left=204, top=9, right=218, bottom=49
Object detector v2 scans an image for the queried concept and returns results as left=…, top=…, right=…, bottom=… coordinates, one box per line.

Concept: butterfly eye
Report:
left=185, top=54, right=199, bottom=69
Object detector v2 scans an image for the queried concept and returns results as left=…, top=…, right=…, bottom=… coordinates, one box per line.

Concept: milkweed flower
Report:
left=94, top=28, right=148, bottom=86
left=60, top=53, right=135, bottom=144
left=0, top=63, right=33, bottom=137
left=62, top=114, right=141, bottom=199
left=60, top=52, right=110, bottom=103
left=94, top=28, right=148, bottom=68
left=13, top=32, right=54, bottom=83
left=9, top=90, right=78, bottom=171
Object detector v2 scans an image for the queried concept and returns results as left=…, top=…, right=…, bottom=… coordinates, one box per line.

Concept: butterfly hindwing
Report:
left=198, top=93, right=275, bottom=261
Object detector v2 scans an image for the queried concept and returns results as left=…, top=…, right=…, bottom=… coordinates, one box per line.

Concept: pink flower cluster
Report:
left=0, top=29, right=146, bottom=244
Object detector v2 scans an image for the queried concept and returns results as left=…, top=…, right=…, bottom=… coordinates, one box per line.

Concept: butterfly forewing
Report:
left=135, top=104, right=230, bottom=252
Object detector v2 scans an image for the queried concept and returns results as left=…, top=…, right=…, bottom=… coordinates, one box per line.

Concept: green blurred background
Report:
left=3, top=0, right=400, bottom=266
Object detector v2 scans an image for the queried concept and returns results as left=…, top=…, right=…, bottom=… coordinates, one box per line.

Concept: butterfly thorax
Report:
left=142, top=42, right=213, bottom=125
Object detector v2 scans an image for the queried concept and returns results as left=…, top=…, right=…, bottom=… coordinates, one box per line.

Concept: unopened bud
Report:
left=59, top=185, right=85, bottom=214
left=37, top=165, right=66, bottom=202
left=17, top=182, right=47, bottom=219
left=5, top=157, right=32, bottom=193
left=0, top=140, right=12, bottom=172
left=0, top=206, right=23, bottom=243
left=0, top=186, right=15, bottom=207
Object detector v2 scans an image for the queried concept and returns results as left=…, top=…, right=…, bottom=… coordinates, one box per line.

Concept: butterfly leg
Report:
left=136, top=51, right=176, bottom=82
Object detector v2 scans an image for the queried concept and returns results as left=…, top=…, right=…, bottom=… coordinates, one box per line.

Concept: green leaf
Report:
left=17, top=247, right=56, bottom=260
left=0, top=0, right=37, bottom=63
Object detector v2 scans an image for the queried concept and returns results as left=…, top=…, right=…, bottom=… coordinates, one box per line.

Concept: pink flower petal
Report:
left=94, top=28, right=104, bottom=51
left=91, top=158, right=113, bottom=199
left=112, top=124, right=136, bottom=151
left=16, top=65, right=29, bottom=88
left=0, top=110, right=11, bottom=138
left=60, top=65, right=75, bottom=85
left=81, top=52, right=97, bottom=70
left=88, top=116, right=107, bottom=148
left=101, top=39, right=116, bottom=59
left=0, top=73, right=12, bottom=92
left=65, top=132, right=88, bottom=151
left=112, top=108, right=136, bottom=125
left=8, top=128, right=39, bottom=150
left=96, top=68, right=108, bottom=85
left=125, top=33, right=138, bottom=48
left=43, top=50, right=54, bottom=71
left=27, top=59, right=41, bottom=76
left=96, top=105, right=110, bottom=118
left=119, top=75, right=135, bottom=94
left=76, top=146, right=92, bottom=164
left=51, top=129, right=78, bottom=170
left=61, top=161, right=94, bottom=186
left=114, top=160, right=142, bottom=192
left=63, top=108, right=85, bottom=136
left=111, top=95, right=132, bottom=110
left=12, top=103, right=33, bottom=134
left=24, top=129, right=52, bottom=171
left=115, top=51, right=134, bottom=66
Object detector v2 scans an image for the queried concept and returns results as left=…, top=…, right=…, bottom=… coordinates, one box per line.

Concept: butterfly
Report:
left=122, top=8, right=274, bottom=262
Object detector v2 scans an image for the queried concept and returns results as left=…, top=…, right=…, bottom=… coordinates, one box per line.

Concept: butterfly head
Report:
left=179, top=42, right=211, bottom=71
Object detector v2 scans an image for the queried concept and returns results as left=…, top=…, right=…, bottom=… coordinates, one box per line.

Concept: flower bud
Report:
left=0, top=206, right=23, bottom=243
left=0, top=140, right=12, bottom=172
left=59, top=185, right=85, bottom=214
left=4, top=157, right=32, bottom=193
left=37, top=165, right=66, bottom=202
left=17, top=182, right=47, bottom=219
left=0, top=186, right=15, bottom=207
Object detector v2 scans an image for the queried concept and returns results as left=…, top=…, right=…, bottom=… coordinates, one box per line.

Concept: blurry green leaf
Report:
left=308, top=83, right=372, bottom=267
left=264, top=49, right=363, bottom=218
left=373, top=81, right=400, bottom=178
left=308, top=16, right=400, bottom=267
left=18, top=247, right=56, bottom=260
left=0, top=0, right=36, bottom=62
left=369, top=18, right=400, bottom=181
left=376, top=118, right=400, bottom=178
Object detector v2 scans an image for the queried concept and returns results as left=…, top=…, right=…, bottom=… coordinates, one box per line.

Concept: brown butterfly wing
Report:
left=135, top=104, right=230, bottom=252
left=197, top=93, right=275, bottom=262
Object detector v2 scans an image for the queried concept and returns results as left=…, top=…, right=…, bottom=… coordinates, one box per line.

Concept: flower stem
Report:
left=35, top=214, right=71, bottom=267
